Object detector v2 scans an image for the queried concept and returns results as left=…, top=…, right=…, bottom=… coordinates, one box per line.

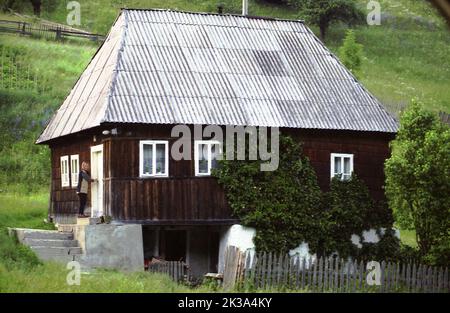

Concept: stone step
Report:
left=31, top=246, right=82, bottom=258
left=35, top=253, right=84, bottom=264
left=57, top=224, right=76, bottom=233
left=21, top=229, right=74, bottom=240
left=24, top=238, right=79, bottom=247
left=76, top=217, right=90, bottom=226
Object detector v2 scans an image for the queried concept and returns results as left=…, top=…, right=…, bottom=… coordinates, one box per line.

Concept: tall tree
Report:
left=385, top=101, right=450, bottom=265
left=300, top=0, right=364, bottom=40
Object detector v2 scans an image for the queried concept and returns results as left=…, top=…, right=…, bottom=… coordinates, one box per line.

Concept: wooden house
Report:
left=36, top=9, right=398, bottom=276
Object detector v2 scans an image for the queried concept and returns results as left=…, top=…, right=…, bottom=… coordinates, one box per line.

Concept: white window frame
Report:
left=70, top=154, right=79, bottom=188
left=60, top=155, right=70, bottom=187
left=194, top=140, right=222, bottom=176
left=139, top=140, right=169, bottom=178
left=330, top=153, right=354, bottom=181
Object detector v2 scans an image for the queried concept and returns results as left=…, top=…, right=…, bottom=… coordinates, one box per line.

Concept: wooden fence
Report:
left=0, top=19, right=103, bottom=42
left=223, top=246, right=450, bottom=293
left=147, top=261, right=189, bottom=283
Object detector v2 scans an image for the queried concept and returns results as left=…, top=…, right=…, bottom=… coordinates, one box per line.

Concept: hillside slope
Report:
left=0, top=0, right=449, bottom=191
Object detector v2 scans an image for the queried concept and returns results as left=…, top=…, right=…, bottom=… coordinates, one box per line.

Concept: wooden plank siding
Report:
left=286, top=129, right=394, bottom=201
left=47, top=125, right=393, bottom=224
left=105, top=177, right=232, bottom=224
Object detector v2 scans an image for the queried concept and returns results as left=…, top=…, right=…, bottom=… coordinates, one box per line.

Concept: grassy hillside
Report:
left=0, top=33, right=96, bottom=192
left=0, top=0, right=449, bottom=192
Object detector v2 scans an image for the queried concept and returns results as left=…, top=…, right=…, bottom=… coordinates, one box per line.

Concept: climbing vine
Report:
left=214, top=133, right=399, bottom=260
left=213, top=135, right=323, bottom=253
left=321, top=174, right=397, bottom=259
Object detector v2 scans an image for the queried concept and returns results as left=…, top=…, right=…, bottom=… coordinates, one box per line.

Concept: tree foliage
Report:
left=338, top=29, right=363, bottom=78
left=298, top=0, right=364, bottom=40
left=385, top=101, right=450, bottom=266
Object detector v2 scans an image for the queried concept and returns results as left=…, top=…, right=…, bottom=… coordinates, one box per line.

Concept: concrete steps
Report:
left=17, top=228, right=74, bottom=240
left=9, top=228, right=83, bottom=264
left=30, top=246, right=83, bottom=262
left=24, top=238, right=79, bottom=247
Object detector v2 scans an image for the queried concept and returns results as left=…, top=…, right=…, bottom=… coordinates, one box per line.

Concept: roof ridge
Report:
left=120, top=7, right=305, bottom=24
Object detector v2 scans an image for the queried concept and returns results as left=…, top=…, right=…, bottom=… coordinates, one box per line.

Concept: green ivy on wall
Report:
left=214, top=133, right=399, bottom=260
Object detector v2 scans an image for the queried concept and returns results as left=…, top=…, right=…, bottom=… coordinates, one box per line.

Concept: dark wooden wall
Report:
left=47, top=124, right=394, bottom=224
left=49, top=135, right=96, bottom=218
left=286, top=129, right=394, bottom=201
left=102, top=125, right=234, bottom=224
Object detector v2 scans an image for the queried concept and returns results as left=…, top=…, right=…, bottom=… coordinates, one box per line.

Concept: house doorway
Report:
left=90, top=144, right=104, bottom=217
left=162, top=230, right=187, bottom=262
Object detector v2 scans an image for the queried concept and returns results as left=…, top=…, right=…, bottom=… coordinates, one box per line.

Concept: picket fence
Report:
left=147, top=261, right=189, bottom=283
left=223, top=246, right=449, bottom=293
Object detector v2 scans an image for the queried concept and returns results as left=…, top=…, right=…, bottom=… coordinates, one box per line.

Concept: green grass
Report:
left=37, top=0, right=300, bottom=34
left=0, top=193, right=52, bottom=273
left=0, top=193, right=53, bottom=230
left=326, top=24, right=450, bottom=115
left=0, top=34, right=96, bottom=99
left=0, top=262, right=206, bottom=292
left=0, top=33, right=96, bottom=192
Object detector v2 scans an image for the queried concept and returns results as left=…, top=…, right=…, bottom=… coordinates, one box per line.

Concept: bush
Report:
left=397, top=243, right=421, bottom=263
left=0, top=230, right=41, bottom=270
left=385, top=100, right=450, bottom=266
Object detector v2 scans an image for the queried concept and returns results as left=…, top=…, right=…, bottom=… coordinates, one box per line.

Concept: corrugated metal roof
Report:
left=37, top=9, right=398, bottom=144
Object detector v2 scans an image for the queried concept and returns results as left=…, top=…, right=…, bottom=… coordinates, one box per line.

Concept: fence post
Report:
left=300, top=257, right=306, bottom=290
left=339, top=259, right=345, bottom=292
left=444, top=267, right=450, bottom=292
left=357, top=260, right=364, bottom=291
left=259, top=252, right=266, bottom=289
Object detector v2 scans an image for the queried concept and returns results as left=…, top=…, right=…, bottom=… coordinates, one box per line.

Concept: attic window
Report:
left=195, top=141, right=221, bottom=176
left=139, top=141, right=169, bottom=177
left=60, top=156, right=70, bottom=187
left=330, top=153, right=353, bottom=181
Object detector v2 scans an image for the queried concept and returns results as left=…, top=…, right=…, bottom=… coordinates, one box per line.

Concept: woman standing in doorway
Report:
left=77, top=162, right=95, bottom=218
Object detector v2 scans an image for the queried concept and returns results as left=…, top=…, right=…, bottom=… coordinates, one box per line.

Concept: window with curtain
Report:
left=330, top=153, right=354, bottom=181
left=195, top=141, right=221, bottom=176
left=139, top=141, right=169, bottom=177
